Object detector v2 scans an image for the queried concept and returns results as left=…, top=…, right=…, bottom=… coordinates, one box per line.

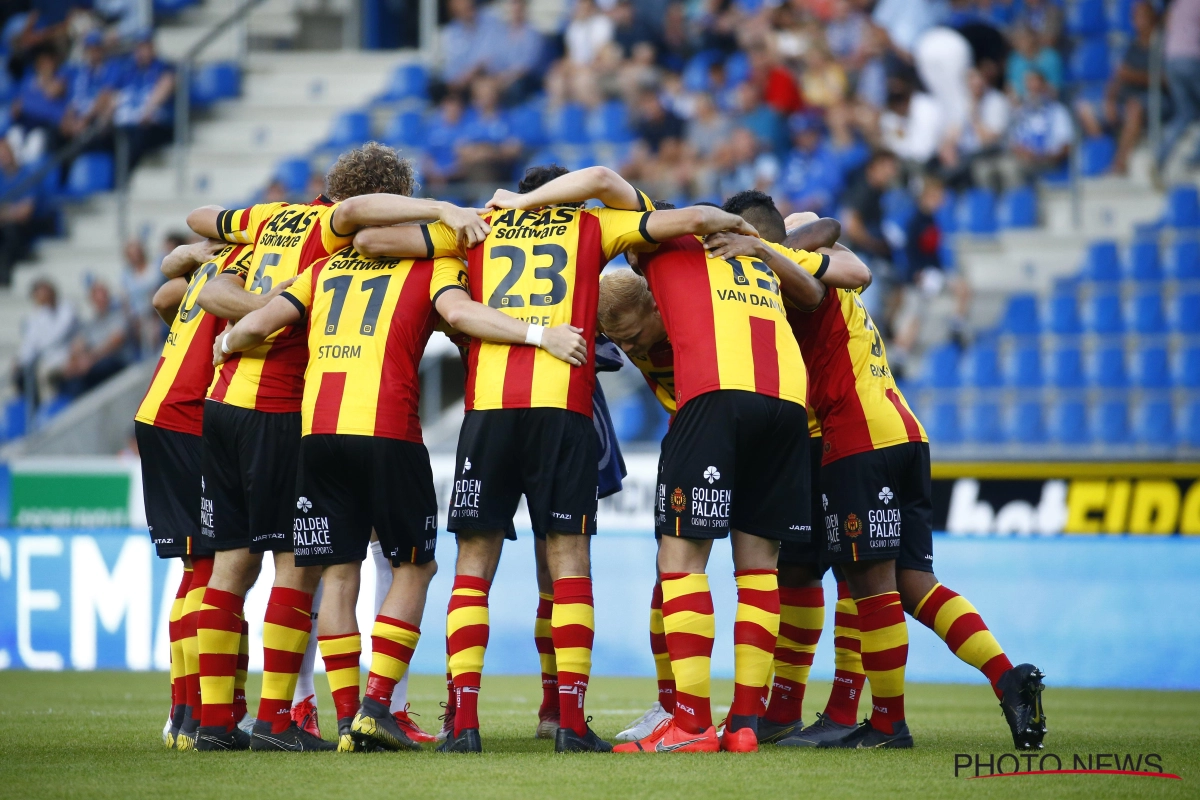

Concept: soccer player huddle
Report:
left=135, top=142, right=1047, bottom=756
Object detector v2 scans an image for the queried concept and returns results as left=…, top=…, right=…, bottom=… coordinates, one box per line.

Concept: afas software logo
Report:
left=954, top=752, right=1180, bottom=781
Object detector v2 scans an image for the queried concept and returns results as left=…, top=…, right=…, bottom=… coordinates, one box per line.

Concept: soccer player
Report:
left=711, top=194, right=1047, bottom=750
left=214, top=242, right=586, bottom=752
left=185, top=142, right=490, bottom=752
left=353, top=165, right=754, bottom=753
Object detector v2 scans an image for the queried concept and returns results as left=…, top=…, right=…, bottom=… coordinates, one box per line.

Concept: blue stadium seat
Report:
left=594, top=101, right=632, bottom=144
left=64, top=152, right=113, bottom=197
left=724, top=51, right=752, bottom=86
left=1087, top=291, right=1124, bottom=334
left=1173, top=292, right=1200, bottom=334
left=935, top=190, right=957, bottom=235
left=969, top=345, right=1003, bottom=387
left=1002, top=293, right=1041, bottom=335
left=1094, top=397, right=1129, bottom=443
left=275, top=157, right=311, bottom=194
left=969, top=401, right=1005, bottom=443
left=1050, top=399, right=1091, bottom=444
left=927, top=400, right=962, bottom=444
left=1184, top=400, right=1200, bottom=447
left=190, top=62, right=240, bottom=106
left=1067, top=0, right=1108, bottom=36
left=1128, top=238, right=1161, bottom=281
left=1137, top=399, right=1176, bottom=446
left=925, top=344, right=961, bottom=388
left=551, top=103, right=590, bottom=145
left=1168, top=237, right=1200, bottom=280
left=1113, top=0, right=1137, bottom=33
left=1051, top=345, right=1086, bottom=388
left=1135, top=345, right=1172, bottom=389
left=1166, top=185, right=1200, bottom=229
left=383, top=110, right=426, bottom=148
left=1011, top=400, right=1047, bottom=444
left=1086, top=240, right=1121, bottom=281
left=1048, top=290, right=1083, bottom=335
left=1179, top=345, right=1200, bottom=389
left=1069, top=37, right=1111, bottom=83
left=1094, top=345, right=1129, bottom=388
left=882, top=188, right=917, bottom=230
left=999, top=186, right=1037, bottom=228
left=1010, top=344, right=1043, bottom=387
left=326, top=110, right=370, bottom=149
left=507, top=105, right=546, bottom=147
left=681, top=50, right=722, bottom=92
left=4, top=396, right=26, bottom=440
left=1080, top=136, right=1116, bottom=177
left=958, top=188, right=997, bottom=234
left=155, top=0, right=199, bottom=14
left=380, top=63, right=428, bottom=102
left=1131, top=290, right=1167, bottom=334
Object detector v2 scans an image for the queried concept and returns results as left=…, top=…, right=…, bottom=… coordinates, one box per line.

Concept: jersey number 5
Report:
left=487, top=244, right=569, bottom=309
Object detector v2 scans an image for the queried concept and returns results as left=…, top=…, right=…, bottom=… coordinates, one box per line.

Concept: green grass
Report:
left=0, top=672, right=1196, bottom=799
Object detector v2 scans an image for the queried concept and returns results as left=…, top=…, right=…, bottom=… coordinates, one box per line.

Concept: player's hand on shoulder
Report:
left=212, top=323, right=232, bottom=366
left=192, top=239, right=225, bottom=262
left=704, top=231, right=761, bottom=260
left=263, top=276, right=297, bottom=300
left=541, top=324, right=588, bottom=367
left=784, top=212, right=819, bottom=232
left=485, top=189, right=523, bottom=210
left=440, top=203, right=491, bottom=248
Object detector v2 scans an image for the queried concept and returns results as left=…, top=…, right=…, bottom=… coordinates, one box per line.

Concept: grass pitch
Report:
left=0, top=671, right=1196, bottom=799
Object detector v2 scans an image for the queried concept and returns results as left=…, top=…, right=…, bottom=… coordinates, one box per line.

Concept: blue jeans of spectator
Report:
left=1158, top=58, right=1200, bottom=167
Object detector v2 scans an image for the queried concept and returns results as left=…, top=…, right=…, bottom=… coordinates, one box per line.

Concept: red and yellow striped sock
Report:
left=169, top=565, right=190, bottom=721
left=534, top=593, right=558, bottom=715
left=197, top=585, right=242, bottom=731
left=233, top=617, right=248, bottom=722
left=914, top=583, right=1013, bottom=699
left=661, top=572, right=715, bottom=734
left=365, top=616, right=421, bottom=706
left=257, top=587, right=314, bottom=734
left=552, top=576, right=595, bottom=737
left=649, top=582, right=675, bottom=713
left=447, top=575, right=490, bottom=735
left=318, top=632, right=362, bottom=721
left=764, top=585, right=823, bottom=725
left=857, top=591, right=908, bottom=735
left=729, top=570, right=780, bottom=731
left=181, top=557, right=212, bottom=721
left=823, top=581, right=866, bottom=726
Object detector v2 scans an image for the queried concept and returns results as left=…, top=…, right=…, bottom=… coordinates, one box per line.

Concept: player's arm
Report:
left=213, top=296, right=302, bottom=365
left=434, top=287, right=587, bottom=366
left=152, top=278, right=188, bottom=325
left=784, top=217, right=872, bottom=289
left=487, top=166, right=646, bottom=212
left=333, top=195, right=490, bottom=248
left=644, top=206, right=758, bottom=242
left=160, top=239, right=223, bottom=279
left=185, top=205, right=223, bottom=239
left=197, top=273, right=296, bottom=322
left=703, top=233, right=827, bottom=310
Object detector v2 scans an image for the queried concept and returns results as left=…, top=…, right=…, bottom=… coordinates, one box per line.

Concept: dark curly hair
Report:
left=723, top=189, right=786, bottom=244
left=325, top=141, right=415, bottom=201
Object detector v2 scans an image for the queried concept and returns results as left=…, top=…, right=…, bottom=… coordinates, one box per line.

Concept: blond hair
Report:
left=598, top=268, right=655, bottom=331
left=325, top=141, right=416, bottom=201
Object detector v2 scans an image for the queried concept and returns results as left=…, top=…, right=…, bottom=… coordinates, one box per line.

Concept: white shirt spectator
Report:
left=565, top=9, right=614, bottom=65
left=882, top=92, right=944, bottom=163
left=872, top=0, right=943, bottom=54
left=18, top=296, right=76, bottom=368
left=959, top=89, right=1010, bottom=154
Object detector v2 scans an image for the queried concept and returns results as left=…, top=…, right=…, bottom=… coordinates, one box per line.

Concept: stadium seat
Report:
left=1080, top=136, right=1115, bottom=177
left=1183, top=400, right=1200, bottom=447
left=1137, top=398, right=1176, bottom=446
left=1002, top=293, right=1041, bottom=335
left=1094, top=345, right=1129, bottom=388
left=1050, top=399, right=1090, bottom=444
left=924, top=344, right=961, bottom=388
left=998, top=186, right=1037, bottom=228
left=380, top=63, right=428, bottom=102
left=957, top=188, right=997, bottom=235
left=724, top=51, right=751, bottom=86
left=1173, top=292, right=1200, bottom=334
left=594, top=101, right=633, bottom=144
left=969, top=345, right=1003, bottom=387
left=326, top=110, right=370, bottom=149
left=551, top=103, right=590, bottom=145
left=190, top=62, right=240, bottom=106
left=154, top=0, right=198, bottom=14
left=1069, top=37, right=1111, bottom=83
left=927, top=400, right=962, bottom=444
left=1011, top=399, right=1047, bottom=443
left=4, top=396, right=25, bottom=440
left=383, top=110, right=426, bottom=149
left=1134, top=345, right=1172, bottom=389
left=934, top=190, right=957, bottom=235
left=1010, top=343, right=1043, bottom=387
left=1168, top=237, right=1200, bottom=280
left=1179, top=345, right=1200, bottom=389
left=1094, top=398, right=1129, bottom=444
left=1131, top=290, right=1167, bottom=334
left=882, top=188, right=917, bottom=230
left=63, top=152, right=113, bottom=197
left=275, top=157, right=311, bottom=194
left=967, top=401, right=1004, bottom=443
left=1166, top=185, right=1200, bottom=229
left=1050, top=345, right=1086, bottom=388
left=1085, top=240, right=1121, bottom=281
left=1048, top=290, right=1083, bottom=335
left=1128, top=238, right=1161, bottom=281
left=1113, top=0, right=1137, bottom=33
left=1087, top=291, right=1124, bottom=334
left=681, top=50, right=722, bottom=93
left=1067, top=0, right=1108, bottom=36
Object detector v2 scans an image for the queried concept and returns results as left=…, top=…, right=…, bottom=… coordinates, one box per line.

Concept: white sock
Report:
left=370, top=542, right=408, bottom=714
left=293, top=580, right=323, bottom=705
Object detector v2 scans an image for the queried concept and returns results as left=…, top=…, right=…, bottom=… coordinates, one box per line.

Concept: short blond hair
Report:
left=325, top=141, right=415, bottom=201
left=598, top=268, right=655, bottom=331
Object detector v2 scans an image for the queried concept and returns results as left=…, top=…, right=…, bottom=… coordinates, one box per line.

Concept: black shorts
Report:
left=820, top=442, right=934, bottom=572
left=136, top=421, right=211, bottom=559
left=779, top=435, right=825, bottom=567
left=654, top=390, right=810, bottom=542
left=199, top=400, right=301, bottom=554
left=448, top=408, right=597, bottom=539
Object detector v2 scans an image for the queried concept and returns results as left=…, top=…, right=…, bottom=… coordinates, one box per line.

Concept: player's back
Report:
left=787, top=287, right=926, bottom=464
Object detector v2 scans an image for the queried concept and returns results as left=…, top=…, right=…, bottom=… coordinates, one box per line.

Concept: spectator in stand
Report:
left=438, top=0, right=489, bottom=95
left=611, top=0, right=652, bottom=57
left=120, top=236, right=164, bottom=354
left=780, top=111, right=844, bottom=216
left=1006, top=24, right=1062, bottom=101
left=12, top=277, right=76, bottom=405
left=840, top=148, right=899, bottom=319
left=564, top=0, right=614, bottom=67
left=731, top=80, right=788, bottom=157
left=456, top=77, right=522, bottom=183
left=0, top=138, right=44, bottom=285
left=657, top=1, right=691, bottom=72
left=56, top=279, right=134, bottom=398
left=632, top=87, right=684, bottom=154
left=716, top=125, right=779, bottom=198
left=938, top=67, right=1011, bottom=189
left=1157, top=0, right=1200, bottom=171
left=825, top=0, right=867, bottom=62
left=799, top=41, right=847, bottom=111
left=422, top=93, right=468, bottom=188
left=749, top=43, right=803, bottom=116
left=854, top=22, right=891, bottom=111
left=60, top=31, right=120, bottom=143
left=1076, top=1, right=1159, bottom=176
left=880, top=74, right=944, bottom=167
left=92, top=0, right=151, bottom=43
left=826, top=101, right=872, bottom=177
left=112, top=31, right=175, bottom=170
left=914, top=25, right=973, bottom=133
left=9, top=45, right=68, bottom=162
left=481, top=0, right=543, bottom=105
left=686, top=92, right=731, bottom=160
left=871, top=0, right=939, bottom=57
left=1004, top=68, right=1073, bottom=186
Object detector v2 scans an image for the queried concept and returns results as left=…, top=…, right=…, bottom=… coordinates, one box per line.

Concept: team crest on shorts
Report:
left=844, top=513, right=863, bottom=538
left=670, top=487, right=686, bottom=513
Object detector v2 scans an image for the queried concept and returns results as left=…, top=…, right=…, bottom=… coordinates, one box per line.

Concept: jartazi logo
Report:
left=954, top=753, right=1179, bottom=780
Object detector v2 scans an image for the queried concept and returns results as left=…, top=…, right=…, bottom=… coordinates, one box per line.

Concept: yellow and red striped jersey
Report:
left=787, top=287, right=927, bottom=465
left=282, top=248, right=466, bottom=441
left=424, top=200, right=657, bottom=417
left=639, top=237, right=824, bottom=411
left=207, top=197, right=354, bottom=412
left=628, top=339, right=677, bottom=417
left=136, top=244, right=253, bottom=435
